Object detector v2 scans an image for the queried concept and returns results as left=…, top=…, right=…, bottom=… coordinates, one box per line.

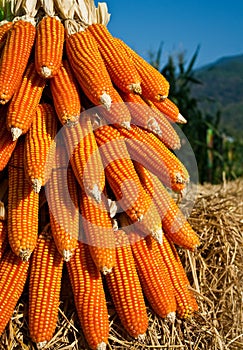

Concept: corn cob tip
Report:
left=11, top=127, right=22, bottom=141
left=0, top=201, right=6, bottom=220
left=151, top=228, right=163, bottom=245
left=120, top=121, right=131, bottom=130
left=129, top=82, right=142, bottom=94
left=19, top=249, right=32, bottom=261
left=63, top=249, right=73, bottom=262
left=107, top=199, right=118, bottom=218
left=100, top=92, right=112, bottom=110
left=32, top=178, right=42, bottom=193
left=37, top=341, right=48, bottom=349
left=147, top=117, right=162, bottom=136
left=88, top=184, right=102, bottom=203
left=167, top=311, right=176, bottom=323
left=101, top=266, right=113, bottom=275
left=175, top=172, right=189, bottom=184
left=177, top=113, right=187, bottom=124
left=66, top=118, right=79, bottom=128
left=97, top=342, right=107, bottom=350
left=41, top=66, right=52, bottom=78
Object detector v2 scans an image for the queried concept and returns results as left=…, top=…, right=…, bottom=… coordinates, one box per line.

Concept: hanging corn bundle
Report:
left=0, top=0, right=200, bottom=349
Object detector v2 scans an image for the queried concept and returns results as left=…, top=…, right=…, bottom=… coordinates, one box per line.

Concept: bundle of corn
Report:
left=0, top=0, right=201, bottom=349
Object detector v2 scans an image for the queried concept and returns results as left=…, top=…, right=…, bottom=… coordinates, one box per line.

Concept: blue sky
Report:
left=104, top=0, right=243, bottom=69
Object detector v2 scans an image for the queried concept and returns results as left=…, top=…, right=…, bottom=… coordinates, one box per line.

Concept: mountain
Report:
left=191, top=54, right=243, bottom=138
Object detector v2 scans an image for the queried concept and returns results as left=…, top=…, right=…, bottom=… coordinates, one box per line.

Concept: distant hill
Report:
left=191, top=54, right=243, bottom=138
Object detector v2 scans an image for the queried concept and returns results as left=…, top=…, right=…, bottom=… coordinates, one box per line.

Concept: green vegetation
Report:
left=150, top=47, right=243, bottom=183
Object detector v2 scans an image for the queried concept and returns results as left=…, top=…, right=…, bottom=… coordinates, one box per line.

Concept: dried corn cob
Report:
left=50, top=60, right=81, bottom=125
left=129, top=232, right=177, bottom=321
left=0, top=219, right=7, bottom=260
left=94, top=124, right=152, bottom=223
left=29, top=227, right=64, bottom=348
left=63, top=114, right=105, bottom=202
left=35, top=15, right=65, bottom=78
left=153, top=98, right=187, bottom=124
left=8, top=140, right=39, bottom=260
left=0, top=248, right=29, bottom=335
left=24, top=103, right=58, bottom=193
left=0, top=106, right=17, bottom=171
left=120, top=91, right=181, bottom=149
left=6, top=61, right=46, bottom=141
left=67, top=241, right=109, bottom=350
left=105, top=230, right=148, bottom=338
left=137, top=165, right=199, bottom=250
left=158, top=235, right=198, bottom=318
left=46, top=143, right=79, bottom=261
left=117, top=124, right=189, bottom=193
left=115, top=38, right=169, bottom=101
left=87, top=21, right=142, bottom=94
left=0, top=18, right=36, bottom=104
left=79, top=185, right=116, bottom=274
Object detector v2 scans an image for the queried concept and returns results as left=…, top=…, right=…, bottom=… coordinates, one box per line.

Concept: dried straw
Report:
left=0, top=179, right=242, bottom=350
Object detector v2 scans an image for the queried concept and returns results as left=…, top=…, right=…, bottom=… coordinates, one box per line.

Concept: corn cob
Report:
left=67, top=241, right=109, bottom=350
left=129, top=232, right=177, bottom=321
left=157, top=235, right=198, bottom=318
left=115, top=38, right=169, bottom=101
left=94, top=124, right=152, bottom=223
left=87, top=23, right=142, bottom=94
left=0, top=219, right=7, bottom=260
left=50, top=60, right=81, bottom=125
left=63, top=114, right=105, bottom=202
left=0, top=18, right=36, bottom=104
left=0, top=21, right=12, bottom=49
left=0, top=105, right=17, bottom=171
left=120, top=91, right=181, bottom=149
left=6, top=61, right=46, bottom=141
left=153, top=98, right=187, bottom=124
left=0, top=248, right=29, bottom=335
left=105, top=230, right=148, bottom=338
left=117, top=124, right=189, bottom=193
left=46, top=143, right=79, bottom=261
left=79, top=185, right=116, bottom=274
left=8, top=139, right=39, bottom=260
left=65, top=27, right=131, bottom=127
left=29, top=227, right=64, bottom=348
left=24, top=103, right=58, bottom=193
left=35, top=15, right=65, bottom=78
left=137, top=166, right=199, bottom=250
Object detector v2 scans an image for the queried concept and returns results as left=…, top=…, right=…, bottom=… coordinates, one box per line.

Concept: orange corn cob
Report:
left=0, top=19, right=36, bottom=104
left=63, top=114, right=105, bottom=202
left=158, top=235, right=198, bottom=318
left=115, top=38, right=169, bottom=101
left=35, top=15, right=65, bottom=78
left=6, top=61, right=46, bottom=141
left=105, top=230, right=148, bottom=338
left=46, top=143, right=79, bottom=261
left=67, top=241, right=109, bottom=350
left=29, top=227, right=64, bottom=347
left=120, top=91, right=181, bottom=149
left=8, top=140, right=39, bottom=260
left=141, top=169, right=199, bottom=250
left=0, top=21, right=12, bottom=49
left=66, top=28, right=131, bottom=127
left=153, top=98, right=187, bottom=124
left=0, top=248, right=29, bottom=335
left=79, top=185, right=116, bottom=274
left=0, top=219, right=7, bottom=260
left=94, top=124, right=152, bottom=223
left=0, top=106, right=17, bottom=171
left=87, top=23, right=142, bottom=94
left=129, top=232, right=177, bottom=321
left=117, top=124, right=189, bottom=193
left=24, top=103, right=58, bottom=193
left=50, top=60, right=81, bottom=125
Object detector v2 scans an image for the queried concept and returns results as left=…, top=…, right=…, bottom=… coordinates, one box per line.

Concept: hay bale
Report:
left=0, top=179, right=242, bottom=350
